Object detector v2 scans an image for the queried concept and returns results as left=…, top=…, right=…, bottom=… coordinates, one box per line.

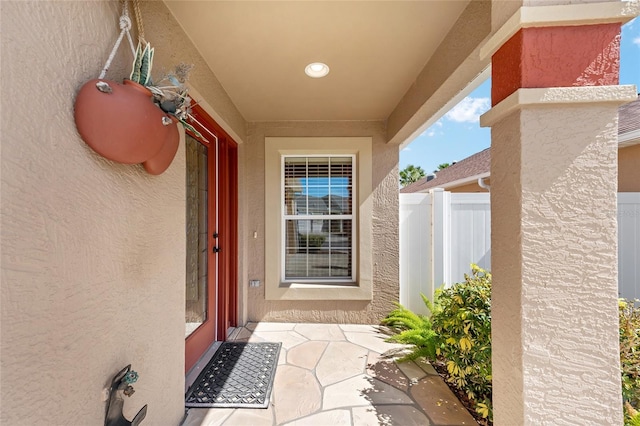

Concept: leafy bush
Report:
left=381, top=294, right=438, bottom=361
left=620, top=299, right=640, bottom=413
left=382, top=265, right=492, bottom=420
left=384, top=267, right=639, bottom=424
left=431, top=265, right=492, bottom=420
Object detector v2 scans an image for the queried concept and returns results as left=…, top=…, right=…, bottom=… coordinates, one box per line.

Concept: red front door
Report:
left=184, top=106, right=238, bottom=373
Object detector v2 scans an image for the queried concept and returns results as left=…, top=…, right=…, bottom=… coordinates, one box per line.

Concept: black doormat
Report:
left=185, top=342, right=282, bottom=408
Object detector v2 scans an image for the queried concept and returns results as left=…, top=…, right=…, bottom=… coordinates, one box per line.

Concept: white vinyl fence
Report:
left=400, top=190, right=640, bottom=314
left=619, top=193, right=640, bottom=300
left=399, top=189, right=490, bottom=314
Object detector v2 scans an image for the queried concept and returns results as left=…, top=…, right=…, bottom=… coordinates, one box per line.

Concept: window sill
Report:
left=285, top=281, right=356, bottom=289
left=265, top=281, right=372, bottom=301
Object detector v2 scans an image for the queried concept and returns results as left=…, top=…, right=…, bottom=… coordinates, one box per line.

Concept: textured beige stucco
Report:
left=492, top=0, right=524, bottom=31
left=5, top=0, right=631, bottom=424
left=242, top=122, right=398, bottom=323
left=0, top=1, right=248, bottom=424
left=619, top=144, right=640, bottom=192
left=490, top=100, right=623, bottom=425
left=490, top=110, right=525, bottom=424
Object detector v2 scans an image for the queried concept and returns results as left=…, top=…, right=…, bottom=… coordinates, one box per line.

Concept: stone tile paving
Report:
left=181, top=323, right=478, bottom=426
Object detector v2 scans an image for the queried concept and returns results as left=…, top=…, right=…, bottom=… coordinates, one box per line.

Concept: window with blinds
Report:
left=282, top=155, right=355, bottom=282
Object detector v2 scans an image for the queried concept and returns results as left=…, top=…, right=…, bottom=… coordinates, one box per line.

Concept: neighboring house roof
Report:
left=401, top=148, right=490, bottom=193
left=619, top=94, right=640, bottom=148
left=402, top=95, right=640, bottom=193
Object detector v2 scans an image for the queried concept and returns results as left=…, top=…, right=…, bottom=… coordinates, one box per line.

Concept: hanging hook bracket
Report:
left=104, top=364, right=147, bottom=426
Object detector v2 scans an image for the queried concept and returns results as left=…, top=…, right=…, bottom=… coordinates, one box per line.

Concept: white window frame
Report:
left=280, top=154, right=357, bottom=283
left=264, top=137, right=373, bottom=301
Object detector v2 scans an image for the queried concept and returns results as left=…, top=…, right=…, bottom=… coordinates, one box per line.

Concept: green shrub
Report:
left=384, top=267, right=639, bottom=424
left=620, top=299, right=640, bottom=411
left=382, top=265, right=492, bottom=420
left=381, top=294, right=438, bottom=361
left=431, top=265, right=493, bottom=420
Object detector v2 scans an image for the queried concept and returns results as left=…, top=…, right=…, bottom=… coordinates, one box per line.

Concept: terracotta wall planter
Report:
left=74, top=79, right=180, bottom=172
left=143, top=116, right=180, bottom=175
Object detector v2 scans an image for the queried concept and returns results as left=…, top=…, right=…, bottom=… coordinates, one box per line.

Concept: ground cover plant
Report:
left=381, top=293, right=438, bottom=361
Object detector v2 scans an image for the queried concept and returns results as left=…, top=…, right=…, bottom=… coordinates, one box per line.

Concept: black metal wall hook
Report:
left=105, top=364, right=147, bottom=426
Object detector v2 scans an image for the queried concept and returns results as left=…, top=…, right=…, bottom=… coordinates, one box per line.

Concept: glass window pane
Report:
left=284, top=218, right=352, bottom=280
left=185, top=136, right=208, bottom=338
left=328, top=188, right=351, bottom=214
left=329, top=157, right=352, bottom=177
left=284, top=185, right=303, bottom=215
left=283, top=156, right=354, bottom=281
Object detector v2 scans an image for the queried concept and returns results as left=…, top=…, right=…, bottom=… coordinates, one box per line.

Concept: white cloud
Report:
left=445, top=97, right=491, bottom=123
left=633, top=36, right=640, bottom=46
left=402, top=146, right=412, bottom=151
left=420, top=119, right=443, bottom=137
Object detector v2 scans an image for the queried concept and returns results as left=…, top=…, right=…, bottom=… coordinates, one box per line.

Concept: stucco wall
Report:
left=1, top=2, right=191, bottom=424
left=242, top=121, right=398, bottom=323
left=440, top=141, right=639, bottom=195
left=619, top=144, right=640, bottom=192
left=490, top=99, right=623, bottom=424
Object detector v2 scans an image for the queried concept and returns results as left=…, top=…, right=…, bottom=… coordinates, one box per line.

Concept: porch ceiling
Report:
left=164, top=1, right=470, bottom=122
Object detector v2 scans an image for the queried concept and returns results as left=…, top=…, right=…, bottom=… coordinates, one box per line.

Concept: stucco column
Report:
left=480, top=2, right=639, bottom=424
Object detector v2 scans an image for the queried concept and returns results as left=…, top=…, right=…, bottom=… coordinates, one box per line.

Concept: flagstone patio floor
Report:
left=182, top=323, right=478, bottom=426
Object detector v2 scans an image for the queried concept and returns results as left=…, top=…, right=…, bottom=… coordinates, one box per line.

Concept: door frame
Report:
left=184, top=104, right=238, bottom=373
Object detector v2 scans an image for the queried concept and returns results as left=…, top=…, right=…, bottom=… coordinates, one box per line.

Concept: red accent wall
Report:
left=492, top=24, right=621, bottom=106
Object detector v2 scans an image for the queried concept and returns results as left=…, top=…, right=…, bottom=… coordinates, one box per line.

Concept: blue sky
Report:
left=400, top=17, right=640, bottom=174
left=300, top=177, right=349, bottom=197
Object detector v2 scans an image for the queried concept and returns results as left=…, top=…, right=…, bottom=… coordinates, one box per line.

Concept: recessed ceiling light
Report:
left=305, top=62, right=330, bottom=78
